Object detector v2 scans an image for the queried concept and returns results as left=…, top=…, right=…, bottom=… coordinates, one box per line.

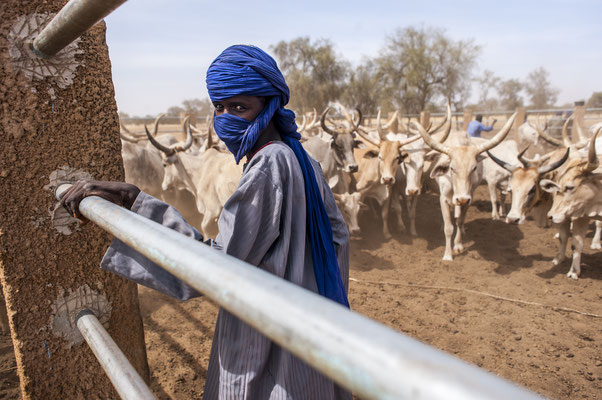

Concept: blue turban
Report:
left=206, top=45, right=349, bottom=307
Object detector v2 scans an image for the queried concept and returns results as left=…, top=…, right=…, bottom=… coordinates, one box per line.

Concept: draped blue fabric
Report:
left=206, top=45, right=349, bottom=307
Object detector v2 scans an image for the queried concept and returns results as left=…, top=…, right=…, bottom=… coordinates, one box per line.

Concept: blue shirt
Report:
left=467, top=120, right=493, bottom=138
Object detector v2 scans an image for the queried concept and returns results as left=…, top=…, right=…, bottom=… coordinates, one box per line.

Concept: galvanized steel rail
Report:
left=75, top=310, right=156, bottom=400
left=33, top=0, right=127, bottom=58
left=55, top=184, right=544, bottom=400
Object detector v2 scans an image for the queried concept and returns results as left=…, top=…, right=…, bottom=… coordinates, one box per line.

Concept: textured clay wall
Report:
left=0, top=1, right=149, bottom=398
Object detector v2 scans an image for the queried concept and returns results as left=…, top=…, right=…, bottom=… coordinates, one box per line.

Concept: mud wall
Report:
left=0, top=1, right=149, bottom=398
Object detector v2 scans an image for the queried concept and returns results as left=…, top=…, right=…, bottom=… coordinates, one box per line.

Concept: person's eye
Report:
left=214, top=104, right=224, bottom=112
left=234, top=105, right=246, bottom=112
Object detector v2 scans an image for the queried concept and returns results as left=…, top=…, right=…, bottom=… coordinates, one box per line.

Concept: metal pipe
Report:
left=75, top=309, right=156, bottom=400
left=33, top=0, right=127, bottom=58
left=55, top=184, right=543, bottom=400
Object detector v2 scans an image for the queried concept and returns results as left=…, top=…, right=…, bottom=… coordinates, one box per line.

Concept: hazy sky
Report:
left=104, top=0, right=602, bottom=116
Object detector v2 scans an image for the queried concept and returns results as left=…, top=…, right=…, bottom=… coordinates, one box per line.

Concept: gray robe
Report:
left=101, top=142, right=351, bottom=400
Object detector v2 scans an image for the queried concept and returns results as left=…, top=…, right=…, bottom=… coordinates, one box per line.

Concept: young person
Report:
left=60, top=45, right=351, bottom=400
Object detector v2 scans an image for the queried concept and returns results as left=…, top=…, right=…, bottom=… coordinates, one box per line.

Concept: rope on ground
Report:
left=348, top=277, right=601, bottom=319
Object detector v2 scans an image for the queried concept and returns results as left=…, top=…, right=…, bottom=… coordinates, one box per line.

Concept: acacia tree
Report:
left=476, top=70, right=500, bottom=110
left=341, top=59, right=382, bottom=114
left=525, top=67, right=559, bottom=108
left=376, top=26, right=479, bottom=113
left=498, top=79, right=524, bottom=110
left=271, top=37, right=349, bottom=112
left=586, top=91, right=602, bottom=108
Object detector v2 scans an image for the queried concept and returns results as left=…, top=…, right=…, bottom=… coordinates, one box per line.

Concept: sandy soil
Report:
left=1, top=186, right=601, bottom=399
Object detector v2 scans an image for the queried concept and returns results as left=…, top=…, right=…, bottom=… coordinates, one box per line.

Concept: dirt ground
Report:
left=1, top=186, right=601, bottom=399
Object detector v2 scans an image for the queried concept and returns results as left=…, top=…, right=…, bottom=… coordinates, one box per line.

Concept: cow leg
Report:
left=487, top=182, right=500, bottom=220
left=390, top=192, right=405, bottom=233
left=408, top=195, right=418, bottom=237
left=440, top=196, right=454, bottom=261
left=498, top=191, right=507, bottom=217
left=591, top=220, right=602, bottom=250
left=553, top=220, right=571, bottom=266
left=453, top=204, right=469, bottom=254
left=381, top=196, right=392, bottom=240
left=567, top=217, right=589, bottom=279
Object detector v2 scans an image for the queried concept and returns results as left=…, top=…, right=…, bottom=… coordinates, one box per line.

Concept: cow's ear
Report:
left=476, top=153, right=487, bottom=162
left=363, top=149, right=379, bottom=159
left=540, top=179, right=560, bottom=193
left=430, top=159, right=450, bottom=178
left=424, top=150, right=441, bottom=162
left=353, top=139, right=364, bottom=148
left=398, top=150, right=409, bottom=161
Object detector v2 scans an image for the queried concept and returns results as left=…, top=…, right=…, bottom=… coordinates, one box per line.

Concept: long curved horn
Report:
left=150, top=113, right=165, bottom=137
left=428, top=117, right=446, bottom=135
left=532, top=122, right=562, bottom=147
left=376, top=110, right=387, bottom=140
left=297, top=114, right=307, bottom=133
left=306, top=108, right=318, bottom=129
left=486, top=150, right=517, bottom=172
left=538, top=148, right=570, bottom=175
left=561, top=115, right=573, bottom=147
left=411, top=121, right=450, bottom=155
left=399, top=104, right=451, bottom=148
left=120, top=132, right=140, bottom=143
left=206, top=114, right=215, bottom=149
left=517, top=145, right=531, bottom=168
left=320, top=107, right=339, bottom=137
left=383, top=110, right=399, bottom=130
left=355, top=127, right=380, bottom=148
left=119, top=120, right=132, bottom=134
left=339, top=105, right=358, bottom=134
left=475, top=113, right=517, bottom=154
left=145, top=125, right=175, bottom=156
left=585, top=127, right=600, bottom=172
left=431, top=103, right=453, bottom=144
left=175, top=116, right=193, bottom=152
left=189, top=122, right=203, bottom=135
left=352, top=107, right=363, bottom=129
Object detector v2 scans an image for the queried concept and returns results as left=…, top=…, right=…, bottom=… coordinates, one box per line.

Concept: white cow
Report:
left=415, top=113, right=517, bottom=260
left=541, top=129, right=602, bottom=279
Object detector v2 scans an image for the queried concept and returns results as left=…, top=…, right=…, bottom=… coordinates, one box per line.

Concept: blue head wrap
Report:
left=206, top=45, right=349, bottom=307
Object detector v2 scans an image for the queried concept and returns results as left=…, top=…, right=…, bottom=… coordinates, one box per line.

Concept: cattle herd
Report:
left=119, top=105, right=602, bottom=280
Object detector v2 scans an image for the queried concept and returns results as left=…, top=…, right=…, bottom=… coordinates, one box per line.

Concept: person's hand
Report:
left=491, top=119, right=498, bottom=127
left=59, top=180, right=140, bottom=220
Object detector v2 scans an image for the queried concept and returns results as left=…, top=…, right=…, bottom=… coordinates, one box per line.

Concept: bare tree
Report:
left=525, top=67, right=559, bottom=108
left=498, top=79, right=524, bottom=110
left=476, top=70, right=500, bottom=109
left=271, top=37, right=349, bottom=112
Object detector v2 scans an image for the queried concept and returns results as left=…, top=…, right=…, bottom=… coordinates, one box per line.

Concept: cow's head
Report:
left=146, top=115, right=194, bottom=192
left=361, top=142, right=408, bottom=185
left=487, top=147, right=570, bottom=224
left=334, top=192, right=365, bottom=236
left=418, top=112, right=518, bottom=207
left=542, top=129, right=601, bottom=224
left=321, top=106, right=361, bottom=173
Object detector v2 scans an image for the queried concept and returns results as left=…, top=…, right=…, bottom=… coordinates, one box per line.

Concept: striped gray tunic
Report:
left=101, top=142, right=351, bottom=399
